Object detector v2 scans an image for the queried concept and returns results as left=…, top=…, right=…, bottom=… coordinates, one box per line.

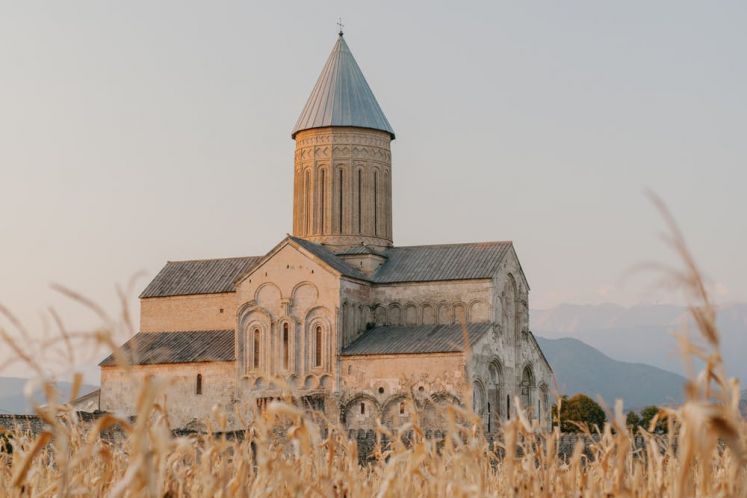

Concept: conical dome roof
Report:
left=292, top=35, right=394, bottom=139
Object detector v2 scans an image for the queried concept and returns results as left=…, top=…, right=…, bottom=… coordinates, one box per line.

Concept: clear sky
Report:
left=1, top=2, right=745, bottom=379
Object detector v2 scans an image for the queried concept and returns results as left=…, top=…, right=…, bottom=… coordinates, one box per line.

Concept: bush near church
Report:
left=553, top=394, right=607, bottom=433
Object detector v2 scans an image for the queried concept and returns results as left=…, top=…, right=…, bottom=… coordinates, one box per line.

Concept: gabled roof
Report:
left=99, top=330, right=235, bottom=366
left=139, top=256, right=261, bottom=298
left=373, top=241, right=512, bottom=283
left=292, top=35, right=394, bottom=139
left=138, top=239, right=514, bottom=299
left=341, top=323, right=493, bottom=356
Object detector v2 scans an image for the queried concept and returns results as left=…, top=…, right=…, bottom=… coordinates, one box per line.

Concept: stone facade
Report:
left=98, top=33, right=553, bottom=434
left=293, top=127, right=393, bottom=251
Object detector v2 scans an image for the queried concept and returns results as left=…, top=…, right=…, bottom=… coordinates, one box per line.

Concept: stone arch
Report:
left=453, top=302, right=467, bottom=325
left=472, top=379, right=487, bottom=418
left=504, top=274, right=518, bottom=341
left=387, top=303, right=402, bottom=326
left=520, top=363, right=536, bottom=417
left=373, top=305, right=387, bottom=326
left=381, top=394, right=410, bottom=430
left=255, top=282, right=282, bottom=310
left=319, top=374, right=333, bottom=389
left=437, top=302, right=452, bottom=325
left=304, top=374, right=318, bottom=390
left=291, top=281, right=318, bottom=315
left=421, top=303, right=436, bottom=325
left=241, top=314, right=270, bottom=374
left=468, top=299, right=489, bottom=323
left=404, top=303, right=418, bottom=326
left=341, top=393, right=380, bottom=430
left=487, top=359, right=504, bottom=430
left=305, top=307, right=332, bottom=372
left=422, top=392, right=462, bottom=430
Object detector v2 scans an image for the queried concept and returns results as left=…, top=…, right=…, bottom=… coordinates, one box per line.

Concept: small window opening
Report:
left=378, top=386, right=384, bottom=394
left=219, top=308, right=224, bottom=314
left=357, top=169, right=362, bottom=233
left=196, top=374, right=202, bottom=395
left=253, top=328, right=260, bottom=369
left=315, top=326, right=323, bottom=367
left=399, top=402, right=405, bottom=415
left=506, top=394, right=511, bottom=420
left=360, top=402, right=365, bottom=415
left=283, top=323, right=289, bottom=370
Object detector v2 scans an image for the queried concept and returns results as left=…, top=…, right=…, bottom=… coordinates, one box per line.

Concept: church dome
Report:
left=291, top=34, right=395, bottom=139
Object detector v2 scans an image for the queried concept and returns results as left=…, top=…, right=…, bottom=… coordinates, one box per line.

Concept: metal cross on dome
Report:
left=337, top=17, right=344, bottom=36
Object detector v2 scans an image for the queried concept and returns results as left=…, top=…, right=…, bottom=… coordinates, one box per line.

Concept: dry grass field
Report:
left=0, top=204, right=745, bottom=497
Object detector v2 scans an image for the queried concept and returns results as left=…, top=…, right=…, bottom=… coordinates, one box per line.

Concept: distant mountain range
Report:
left=536, top=336, right=685, bottom=409
left=532, top=303, right=747, bottom=383
left=0, top=377, right=98, bottom=415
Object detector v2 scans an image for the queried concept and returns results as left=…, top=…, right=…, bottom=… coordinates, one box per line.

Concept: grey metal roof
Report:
left=100, top=330, right=235, bottom=366
left=140, top=256, right=262, bottom=298
left=337, top=245, right=384, bottom=256
left=341, top=323, right=493, bottom=356
left=138, top=240, right=512, bottom=299
left=372, top=242, right=512, bottom=283
left=292, top=35, right=394, bottom=139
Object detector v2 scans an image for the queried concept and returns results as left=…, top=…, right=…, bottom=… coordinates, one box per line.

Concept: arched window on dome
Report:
left=338, top=168, right=344, bottom=233
left=357, top=169, right=362, bottom=234
left=304, top=170, right=311, bottom=235
left=373, top=170, right=379, bottom=236
left=320, top=169, right=326, bottom=234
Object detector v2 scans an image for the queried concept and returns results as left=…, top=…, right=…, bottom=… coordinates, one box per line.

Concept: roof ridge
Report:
left=390, top=240, right=513, bottom=250
left=166, top=255, right=262, bottom=264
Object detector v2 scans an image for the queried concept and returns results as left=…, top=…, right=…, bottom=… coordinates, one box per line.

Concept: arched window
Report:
left=360, top=402, right=365, bottom=415
left=338, top=169, right=344, bottom=233
left=357, top=169, right=362, bottom=234
left=315, top=325, right=323, bottom=367
left=282, top=323, right=290, bottom=370
left=304, top=171, right=311, bottom=234
left=320, top=169, right=326, bottom=234
left=253, top=328, right=261, bottom=369
left=373, top=170, right=379, bottom=236
left=399, top=401, right=405, bottom=415
left=506, top=395, right=511, bottom=420
left=196, top=374, right=202, bottom=395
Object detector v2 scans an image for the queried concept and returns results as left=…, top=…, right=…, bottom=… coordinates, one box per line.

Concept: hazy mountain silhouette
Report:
left=532, top=303, right=747, bottom=382
left=0, top=377, right=98, bottom=415
left=536, top=336, right=685, bottom=409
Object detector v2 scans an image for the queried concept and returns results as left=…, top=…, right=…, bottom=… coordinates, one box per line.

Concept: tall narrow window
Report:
left=338, top=169, right=344, bottom=232
left=357, top=169, right=362, bottom=234
left=360, top=402, right=366, bottom=415
left=399, top=401, right=405, bottom=415
left=196, top=374, right=202, bottom=395
left=506, top=395, right=511, bottom=420
left=283, top=323, right=289, bottom=370
left=487, top=402, right=491, bottom=432
left=320, top=169, right=326, bottom=234
left=253, top=328, right=260, bottom=369
left=373, top=171, right=379, bottom=236
left=304, top=171, right=311, bottom=234
left=315, top=325, right=322, bottom=367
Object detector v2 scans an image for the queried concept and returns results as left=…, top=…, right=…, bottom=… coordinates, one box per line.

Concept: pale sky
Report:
left=1, top=2, right=746, bottom=380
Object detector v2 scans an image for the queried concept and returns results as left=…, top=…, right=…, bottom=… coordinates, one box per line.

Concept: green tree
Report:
left=639, top=405, right=668, bottom=434
left=626, top=410, right=641, bottom=431
left=555, top=393, right=607, bottom=433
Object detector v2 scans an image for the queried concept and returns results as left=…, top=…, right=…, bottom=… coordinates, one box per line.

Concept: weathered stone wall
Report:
left=293, top=127, right=393, bottom=251
left=100, top=361, right=236, bottom=429
left=234, top=242, right=346, bottom=401
left=369, top=280, right=492, bottom=327
left=140, top=293, right=237, bottom=332
left=339, top=353, right=465, bottom=431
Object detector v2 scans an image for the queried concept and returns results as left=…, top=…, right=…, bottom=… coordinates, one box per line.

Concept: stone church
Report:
left=99, top=33, right=552, bottom=433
